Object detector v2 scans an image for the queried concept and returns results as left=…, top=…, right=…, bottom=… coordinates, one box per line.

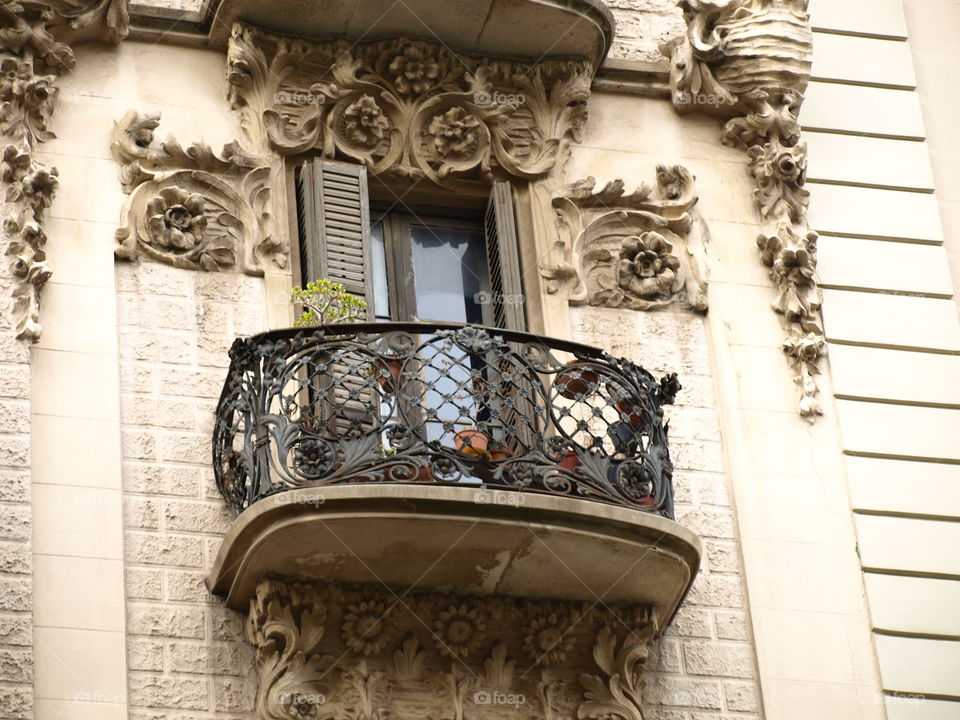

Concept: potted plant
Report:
left=454, top=429, right=490, bottom=457
left=555, top=359, right=602, bottom=399
left=291, top=278, right=368, bottom=327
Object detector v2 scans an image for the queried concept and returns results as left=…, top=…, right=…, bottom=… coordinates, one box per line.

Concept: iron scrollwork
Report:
left=213, top=323, right=680, bottom=518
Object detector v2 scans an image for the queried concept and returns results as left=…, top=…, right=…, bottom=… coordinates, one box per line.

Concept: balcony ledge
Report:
left=207, top=484, right=701, bottom=623
left=206, top=0, right=615, bottom=66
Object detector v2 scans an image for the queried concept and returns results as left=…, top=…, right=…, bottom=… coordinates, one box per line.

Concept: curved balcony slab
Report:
left=207, top=0, right=614, bottom=66
left=207, top=484, right=701, bottom=623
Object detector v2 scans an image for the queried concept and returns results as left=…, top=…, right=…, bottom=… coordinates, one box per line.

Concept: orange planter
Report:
left=557, top=450, right=580, bottom=471
left=556, top=361, right=601, bottom=399
left=454, top=429, right=490, bottom=457
left=373, top=358, right=403, bottom=392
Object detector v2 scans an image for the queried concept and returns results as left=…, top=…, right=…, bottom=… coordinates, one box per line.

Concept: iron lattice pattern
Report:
left=213, top=323, right=681, bottom=517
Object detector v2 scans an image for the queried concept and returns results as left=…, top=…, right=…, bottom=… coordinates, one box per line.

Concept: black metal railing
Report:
left=213, top=323, right=681, bottom=517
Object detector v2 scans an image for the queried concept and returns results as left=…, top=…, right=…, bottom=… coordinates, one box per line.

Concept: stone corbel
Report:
left=244, top=578, right=660, bottom=720
left=225, top=23, right=594, bottom=191
left=1, top=0, right=129, bottom=342
left=661, top=0, right=822, bottom=420
left=110, top=110, right=286, bottom=274
left=545, top=164, right=709, bottom=314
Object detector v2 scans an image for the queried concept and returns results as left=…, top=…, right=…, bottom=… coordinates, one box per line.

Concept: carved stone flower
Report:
left=434, top=603, right=486, bottom=658
left=1, top=144, right=30, bottom=183
left=146, top=187, right=207, bottom=250
left=388, top=46, right=439, bottom=96
left=342, top=599, right=393, bottom=655
left=522, top=613, right=573, bottom=666
left=343, top=95, right=390, bottom=148
left=783, top=331, right=825, bottom=364
left=617, top=233, right=680, bottom=299
left=428, top=107, right=481, bottom=158
left=21, top=164, right=58, bottom=210
left=0, top=57, right=32, bottom=100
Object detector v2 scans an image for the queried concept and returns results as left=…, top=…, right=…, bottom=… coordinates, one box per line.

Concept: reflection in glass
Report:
left=410, top=225, right=489, bottom=324
left=370, top=222, right=390, bottom=320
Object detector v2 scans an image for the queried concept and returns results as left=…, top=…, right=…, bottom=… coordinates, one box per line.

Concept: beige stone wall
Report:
left=0, top=265, right=32, bottom=718
left=116, top=263, right=263, bottom=718
left=606, top=0, right=685, bottom=63
left=572, top=308, right=762, bottom=718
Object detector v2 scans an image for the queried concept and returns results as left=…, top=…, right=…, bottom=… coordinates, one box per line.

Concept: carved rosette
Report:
left=547, top=165, right=709, bottom=313
left=226, top=23, right=593, bottom=190
left=110, top=110, right=285, bottom=274
left=662, top=0, right=822, bottom=420
left=0, top=0, right=128, bottom=341
left=245, top=578, right=659, bottom=720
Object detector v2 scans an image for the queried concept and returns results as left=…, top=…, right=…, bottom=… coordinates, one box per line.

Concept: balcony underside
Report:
left=208, top=484, right=701, bottom=623
left=206, top=0, right=614, bottom=65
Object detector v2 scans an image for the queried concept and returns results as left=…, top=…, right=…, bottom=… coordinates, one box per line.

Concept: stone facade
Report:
left=572, top=307, right=762, bottom=719
left=117, top=262, right=264, bottom=717
left=607, top=0, right=686, bottom=63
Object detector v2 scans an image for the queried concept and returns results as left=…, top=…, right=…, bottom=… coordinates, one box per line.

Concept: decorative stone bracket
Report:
left=110, top=110, right=286, bottom=275
left=246, top=578, right=658, bottom=720
left=661, top=0, right=822, bottom=420
left=1, top=0, right=129, bottom=341
left=544, top=165, right=709, bottom=314
left=226, top=22, right=594, bottom=191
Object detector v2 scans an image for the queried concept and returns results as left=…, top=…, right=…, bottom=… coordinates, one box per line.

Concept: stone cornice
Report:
left=1, top=0, right=129, bottom=342
left=662, top=0, right=822, bottom=421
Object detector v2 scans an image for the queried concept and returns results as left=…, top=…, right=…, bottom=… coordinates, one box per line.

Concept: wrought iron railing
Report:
left=213, top=323, right=681, bottom=518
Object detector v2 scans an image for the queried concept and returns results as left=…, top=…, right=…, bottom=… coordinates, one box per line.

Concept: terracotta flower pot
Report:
left=488, top=447, right=513, bottom=462
left=556, top=361, right=602, bottom=399
left=416, top=464, right=434, bottom=482
left=373, top=358, right=403, bottom=392
left=454, top=429, right=489, bottom=457
left=616, top=398, right=647, bottom=427
left=557, top=449, right=580, bottom=471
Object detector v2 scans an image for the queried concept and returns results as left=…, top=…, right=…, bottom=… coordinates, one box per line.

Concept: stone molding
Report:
left=1, top=0, right=129, bottom=341
left=226, top=22, right=594, bottom=191
left=110, top=110, right=285, bottom=275
left=545, top=164, right=709, bottom=314
left=246, top=577, right=658, bottom=720
left=662, top=0, right=822, bottom=420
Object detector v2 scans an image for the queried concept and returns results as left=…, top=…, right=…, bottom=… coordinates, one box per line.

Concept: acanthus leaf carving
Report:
left=226, top=23, right=593, bottom=190
left=1, top=0, right=129, bottom=341
left=547, top=165, right=709, bottom=313
left=662, top=0, right=824, bottom=420
left=110, top=109, right=286, bottom=275
left=243, top=578, right=661, bottom=720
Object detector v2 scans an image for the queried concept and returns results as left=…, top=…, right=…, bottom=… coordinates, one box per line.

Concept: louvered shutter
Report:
left=484, top=182, right=526, bottom=332
left=295, top=159, right=375, bottom=319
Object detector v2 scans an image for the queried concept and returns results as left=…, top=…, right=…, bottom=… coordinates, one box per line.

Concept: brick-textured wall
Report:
left=117, top=262, right=266, bottom=718
left=572, top=307, right=763, bottom=720
left=608, top=0, right=686, bottom=63
left=0, top=247, right=33, bottom=719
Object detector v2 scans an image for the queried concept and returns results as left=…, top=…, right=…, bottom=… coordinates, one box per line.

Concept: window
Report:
left=294, top=159, right=526, bottom=331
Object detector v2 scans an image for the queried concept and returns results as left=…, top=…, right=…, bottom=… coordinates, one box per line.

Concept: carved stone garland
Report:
left=1, top=0, right=128, bottom=341
left=110, top=110, right=285, bottom=274
left=226, top=23, right=594, bottom=191
left=246, top=578, right=659, bottom=720
left=546, top=165, right=709, bottom=314
left=662, top=0, right=823, bottom=420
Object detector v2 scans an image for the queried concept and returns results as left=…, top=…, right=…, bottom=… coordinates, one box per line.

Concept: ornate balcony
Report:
left=208, top=323, right=700, bottom=629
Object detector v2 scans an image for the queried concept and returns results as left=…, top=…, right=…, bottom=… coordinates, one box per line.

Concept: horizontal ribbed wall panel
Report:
left=822, top=290, right=960, bottom=351
left=886, top=698, right=960, bottom=720
left=856, top=514, right=960, bottom=576
left=805, top=132, right=933, bottom=190
left=818, top=236, right=953, bottom=295
left=830, top=346, right=960, bottom=406
left=803, top=82, right=925, bottom=138
left=811, top=32, right=916, bottom=88
left=837, top=400, right=960, bottom=462
left=809, top=0, right=908, bottom=38
left=866, top=573, right=960, bottom=637
left=875, top=635, right=960, bottom=697
left=848, top=456, right=960, bottom=519
left=808, top=184, right=943, bottom=241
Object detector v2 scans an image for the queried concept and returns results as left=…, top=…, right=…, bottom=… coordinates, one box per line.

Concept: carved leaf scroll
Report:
left=1, top=0, right=129, bottom=341
left=245, top=578, right=659, bottom=720
left=226, top=23, right=594, bottom=192
left=110, top=109, right=285, bottom=275
left=662, top=0, right=823, bottom=420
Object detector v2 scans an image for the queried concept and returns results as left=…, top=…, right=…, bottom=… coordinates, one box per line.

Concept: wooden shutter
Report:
left=295, top=159, right=375, bottom=319
left=484, top=182, right=526, bottom=332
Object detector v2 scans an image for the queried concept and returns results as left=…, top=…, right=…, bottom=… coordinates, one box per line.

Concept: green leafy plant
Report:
left=291, top=279, right=368, bottom=327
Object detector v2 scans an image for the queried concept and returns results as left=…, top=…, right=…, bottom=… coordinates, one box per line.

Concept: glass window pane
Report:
left=370, top=221, right=390, bottom=320
left=410, top=224, right=490, bottom=324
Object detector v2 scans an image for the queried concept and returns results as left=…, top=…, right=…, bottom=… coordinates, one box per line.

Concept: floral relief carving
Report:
left=226, top=23, right=593, bottom=190
left=662, top=0, right=823, bottom=420
left=547, top=165, right=709, bottom=313
left=245, top=578, right=659, bottom=720
left=110, top=109, right=286, bottom=274
left=0, top=0, right=129, bottom=341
